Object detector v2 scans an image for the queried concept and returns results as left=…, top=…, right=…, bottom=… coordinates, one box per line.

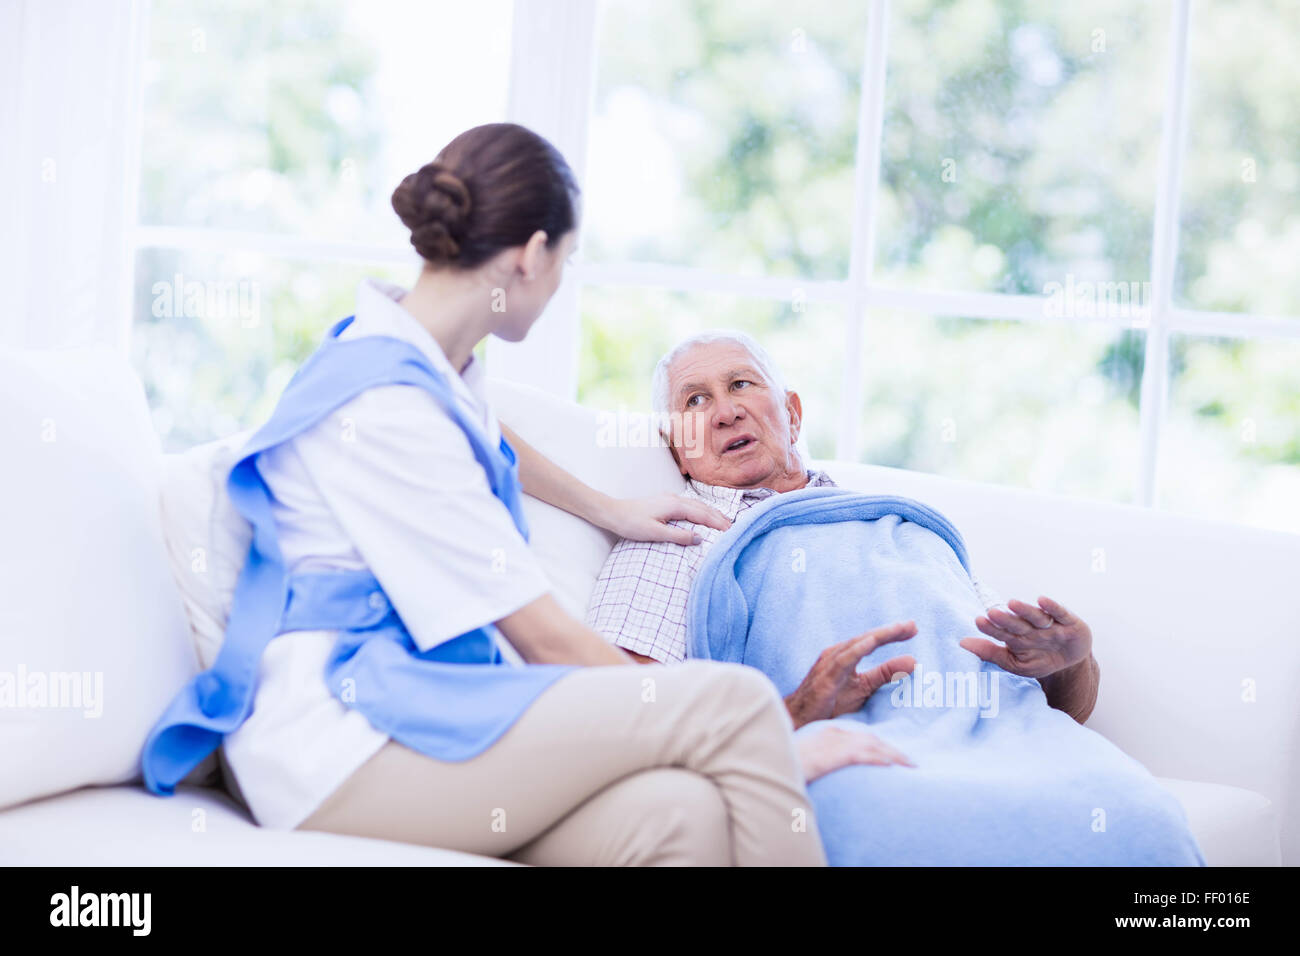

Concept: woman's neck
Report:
left=396, top=267, right=494, bottom=374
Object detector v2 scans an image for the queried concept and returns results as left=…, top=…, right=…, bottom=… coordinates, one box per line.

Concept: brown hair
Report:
left=392, top=123, right=579, bottom=268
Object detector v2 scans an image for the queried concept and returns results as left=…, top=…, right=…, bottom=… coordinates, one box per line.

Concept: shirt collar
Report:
left=349, top=278, right=487, bottom=411
left=686, top=469, right=837, bottom=520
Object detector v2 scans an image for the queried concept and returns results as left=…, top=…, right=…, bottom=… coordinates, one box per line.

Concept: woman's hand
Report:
left=593, top=493, right=731, bottom=546
left=796, top=722, right=914, bottom=783
left=499, top=423, right=730, bottom=547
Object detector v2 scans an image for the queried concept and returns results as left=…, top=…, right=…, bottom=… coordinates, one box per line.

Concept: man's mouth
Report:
left=721, top=435, right=757, bottom=454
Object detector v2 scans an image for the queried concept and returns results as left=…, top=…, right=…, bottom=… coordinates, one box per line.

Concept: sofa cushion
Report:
left=0, top=784, right=509, bottom=866
left=0, top=347, right=199, bottom=809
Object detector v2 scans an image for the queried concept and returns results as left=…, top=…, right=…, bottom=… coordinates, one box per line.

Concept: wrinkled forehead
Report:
left=667, top=341, right=768, bottom=396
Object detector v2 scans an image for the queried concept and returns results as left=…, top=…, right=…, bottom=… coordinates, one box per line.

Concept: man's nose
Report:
left=713, top=396, right=744, bottom=428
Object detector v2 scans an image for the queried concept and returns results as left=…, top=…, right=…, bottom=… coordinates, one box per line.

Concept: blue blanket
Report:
left=686, top=487, right=1205, bottom=866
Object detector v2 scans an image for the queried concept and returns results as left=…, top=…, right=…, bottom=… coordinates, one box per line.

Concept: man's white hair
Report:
left=650, top=329, right=789, bottom=418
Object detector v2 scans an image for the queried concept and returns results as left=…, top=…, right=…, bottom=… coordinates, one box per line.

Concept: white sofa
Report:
left=1, top=346, right=1295, bottom=866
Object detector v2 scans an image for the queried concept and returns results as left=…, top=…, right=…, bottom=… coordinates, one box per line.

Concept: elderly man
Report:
left=584, top=329, right=1204, bottom=866
left=587, top=330, right=1098, bottom=727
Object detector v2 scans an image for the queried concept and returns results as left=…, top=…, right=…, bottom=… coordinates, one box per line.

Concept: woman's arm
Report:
left=501, top=422, right=730, bottom=545
left=497, top=593, right=635, bottom=666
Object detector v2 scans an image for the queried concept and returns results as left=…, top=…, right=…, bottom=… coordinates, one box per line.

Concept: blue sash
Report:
left=142, top=316, right=573, bottom=795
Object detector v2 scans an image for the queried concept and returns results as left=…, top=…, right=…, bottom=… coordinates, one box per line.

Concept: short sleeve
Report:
left=290, top=384, right=551, bottom=652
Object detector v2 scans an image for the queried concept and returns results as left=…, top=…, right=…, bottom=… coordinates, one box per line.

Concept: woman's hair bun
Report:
left=391, top=161, right=473, bottom=264
left=392, top=124, right=579, bottom=269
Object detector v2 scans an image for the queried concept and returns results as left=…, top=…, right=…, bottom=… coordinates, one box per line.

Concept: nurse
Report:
left=141, top=122, right=826, bottom=866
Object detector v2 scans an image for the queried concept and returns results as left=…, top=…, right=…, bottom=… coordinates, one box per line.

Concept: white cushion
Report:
left=1156, top=777, right=1280, bottom=866
left=0, top=784, right=509, bottom=866
left=159, top=431, right=252, bottom=671
left=0, top=347, right=198, bottom=809
left=487, top=378, right=685, bottom=618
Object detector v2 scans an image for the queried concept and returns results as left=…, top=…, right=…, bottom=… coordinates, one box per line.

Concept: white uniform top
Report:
left=220, top=278, right=552, bottom=830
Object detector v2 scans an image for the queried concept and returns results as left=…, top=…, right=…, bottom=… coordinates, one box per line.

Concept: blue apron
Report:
left=141, top=316, right=575, bottom=796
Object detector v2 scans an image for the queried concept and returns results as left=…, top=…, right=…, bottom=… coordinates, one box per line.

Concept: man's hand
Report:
left=784, top=621, right=917, bottom=729
left=796, top=722, right=915, bottom=783
left=960, top=596, right=1091, bottom=679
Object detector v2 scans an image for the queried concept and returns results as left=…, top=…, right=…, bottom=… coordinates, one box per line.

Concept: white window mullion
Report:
left=574, top=261, right=849, bottom=305
left=1136, top=0, right=1193, bottom=508
left=130, top=224, right=420, bottom=267
left=1169, top=307, right=1300, bottom=340
left=838, top=0, right=891, bottom=462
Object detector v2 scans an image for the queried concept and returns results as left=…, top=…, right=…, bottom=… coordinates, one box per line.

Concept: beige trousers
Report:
left=298, top=660, right=827, bottom=866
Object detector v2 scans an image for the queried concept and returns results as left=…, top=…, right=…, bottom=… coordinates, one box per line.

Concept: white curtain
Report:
left=0, top=0, right=140, bottom=350
left=485, top=0, right=598, bottom=399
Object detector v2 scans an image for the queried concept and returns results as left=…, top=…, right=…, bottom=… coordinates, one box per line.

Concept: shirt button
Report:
left=367, top=592, right=387, bottom=611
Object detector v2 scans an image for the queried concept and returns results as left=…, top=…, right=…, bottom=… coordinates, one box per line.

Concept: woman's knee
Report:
left=677, top=660, right=783, bottom=707
left=622, top=768, right=732, bottom=866
left=679, top=660, right=793, bottom=735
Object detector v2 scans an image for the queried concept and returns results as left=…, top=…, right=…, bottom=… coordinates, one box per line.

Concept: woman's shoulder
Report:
left=300, top=383, right=479, bottom=455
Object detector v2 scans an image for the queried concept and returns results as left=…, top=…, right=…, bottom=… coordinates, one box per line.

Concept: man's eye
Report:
left=732, top=380, right=753, bottom=390
left=685, top=394, right=704, bottom=408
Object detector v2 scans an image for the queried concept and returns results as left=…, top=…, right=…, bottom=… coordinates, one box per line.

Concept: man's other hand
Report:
left=783, top=621, right=917, bottom=729
left=960, top=596, right=1092, bottom=679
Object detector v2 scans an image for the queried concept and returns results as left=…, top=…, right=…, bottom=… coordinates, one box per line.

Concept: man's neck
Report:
left=757, top=470, right=812, bottom=494
left=693, top=467, right=811, bottom=496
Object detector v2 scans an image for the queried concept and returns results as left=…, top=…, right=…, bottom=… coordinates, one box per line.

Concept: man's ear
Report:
left=785, top=390, right=803, bottom=445
left=667, top=435, right=690, bottom=477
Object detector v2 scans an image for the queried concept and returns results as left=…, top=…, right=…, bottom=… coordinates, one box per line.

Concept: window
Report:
left=126, top=0, right=1300, bottom=535
left=584, top=0, right=869, bottom=279
left=575, top=0, right=1300, bottom=533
